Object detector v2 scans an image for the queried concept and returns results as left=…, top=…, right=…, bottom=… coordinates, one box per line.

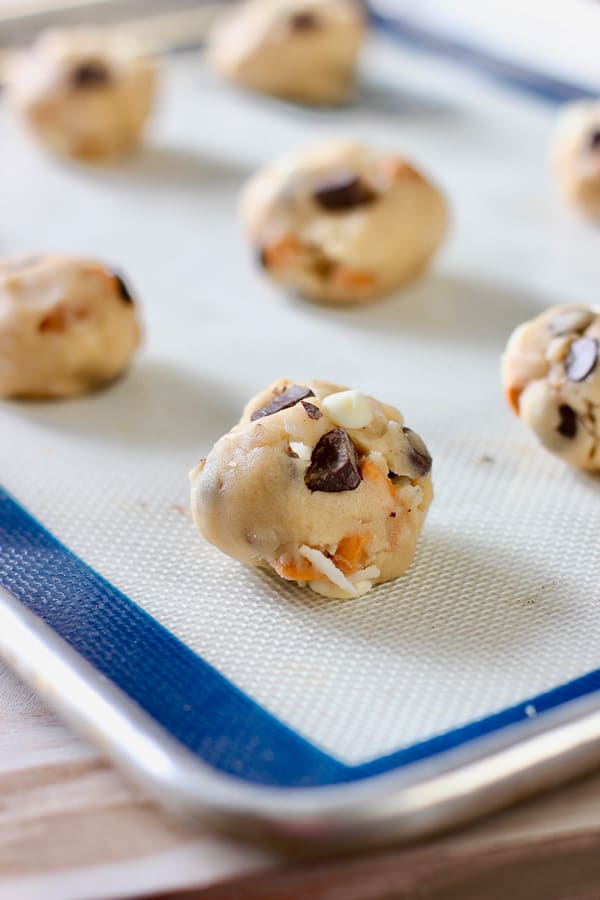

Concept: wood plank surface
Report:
left=2, top=661, right=600, bottom=900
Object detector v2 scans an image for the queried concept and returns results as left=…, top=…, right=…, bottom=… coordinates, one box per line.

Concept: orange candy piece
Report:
left=505, top=384, right=523, bottom=415
left=333, top=533, right=371, bottom=574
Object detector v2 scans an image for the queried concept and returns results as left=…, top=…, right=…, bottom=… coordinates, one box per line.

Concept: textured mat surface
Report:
left=1, top=35, right=599, bottom=767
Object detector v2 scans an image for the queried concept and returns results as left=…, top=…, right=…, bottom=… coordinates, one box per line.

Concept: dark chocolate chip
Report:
left=70, top=60, right=112, bottom=88
left=589, top=130, right=600, bottom=151
left=549, top=308, right=594, bottom=336
left=290, top=11, right=320, bottom=30
left=112, top=271, right=134, bottom=304
left=313, top=172, right=376, bottom=212
left=566, top=337, right=598, bottom=382
left=304, top=428, right=361, bottom=492
left=557, top=404, right=578, bottom=439
left=250, top=384, right=315, bottom=421
left=302, top=401, right=322, bottom=419
left=402, top=427, right=432, bottom=476
left=389, top=511, right=396, bottom=518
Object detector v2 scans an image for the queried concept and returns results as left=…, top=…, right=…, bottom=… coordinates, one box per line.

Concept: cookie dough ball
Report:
left=190, top=379, right=433, bottom=599
left=553, top=101, right=600, bottom=218
left=7, top=28, right=157, bottom=161
left=209, top=0, right=364, bottom=104
left=502, top=305, right=600, bottom=471
left=240, top=141, right=448, bottom=305
left=0, top=254, right=141, bottom=398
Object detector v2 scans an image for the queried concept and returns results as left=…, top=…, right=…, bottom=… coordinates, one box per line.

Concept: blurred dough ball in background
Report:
left=241, top=140, right=448, bottom=305
left=553, top=100, right=600, bottom=218
left=0, top=254, right=141, bottom=399
left=6, top=28, right=157, bottom=162
left=502, top=304, right=600, bottom=472
left=209, top=0, right=365, bottom=105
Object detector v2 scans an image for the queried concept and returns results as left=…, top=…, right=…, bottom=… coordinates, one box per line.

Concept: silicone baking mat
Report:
left=1, top=27, right=599, bottom=787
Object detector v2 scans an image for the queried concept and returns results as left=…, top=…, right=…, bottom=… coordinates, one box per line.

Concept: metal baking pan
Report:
left=1, top=12, right=599, bottom=848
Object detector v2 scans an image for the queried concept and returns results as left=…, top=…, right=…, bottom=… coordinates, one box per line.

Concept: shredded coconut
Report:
left=289, top=441, right=312, bottom=461
left=348, top=565, right=380, bottom=583
left=298, top=545, right=357, bottom=596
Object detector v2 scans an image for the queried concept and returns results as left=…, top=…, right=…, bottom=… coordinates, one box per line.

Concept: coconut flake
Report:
left=298, top=545, right=357, bottom=595
left=289, top=441, right=312, bottom=461
left=348, top=565, right=380, bottom=583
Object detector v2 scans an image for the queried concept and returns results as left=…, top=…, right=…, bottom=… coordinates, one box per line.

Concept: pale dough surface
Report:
left=7, top=28, right=157, bottom=161
left=502, top=305, right=600, bottom=471
left=240, top=140, right=448, bottom=305
left=190, top=379, right=433, bottom=599
left=0, top=254, right=141, bottom=398
left=553, top=100, right=600, bottom=217
left=209, top=0, right=364, bottom=105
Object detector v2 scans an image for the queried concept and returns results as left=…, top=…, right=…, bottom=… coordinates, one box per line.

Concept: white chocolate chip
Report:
left=322, top=390, right=374, bottom=429
left=289, top=441, right=312, bottom=461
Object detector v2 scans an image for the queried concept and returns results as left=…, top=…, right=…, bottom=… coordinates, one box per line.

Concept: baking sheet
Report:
left=1, top=31, right=599, bottom=768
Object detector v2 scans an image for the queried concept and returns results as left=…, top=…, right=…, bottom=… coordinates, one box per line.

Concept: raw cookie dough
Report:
left=240, top=141, right=448, bottom=305
left=0, top=254, right=141, bottom=398
left=190, top=379, right=433, bottom=599
left=7, top=28, right=157, bottom=161
left=209, top=0, right=364, bottom=105
left=553, top=101, right=600, bottom=218
left=502, top=305, right=600, bottom=471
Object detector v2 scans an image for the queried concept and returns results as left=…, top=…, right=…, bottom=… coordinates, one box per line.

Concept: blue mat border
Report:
left=2, top=487, right=600, bottom=788
left=2, top=18, right=599, bottom=787
left=370, top=9, right=596, bottom=104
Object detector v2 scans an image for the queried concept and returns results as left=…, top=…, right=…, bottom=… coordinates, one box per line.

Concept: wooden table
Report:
left=2, top=661, right=600, bottom=900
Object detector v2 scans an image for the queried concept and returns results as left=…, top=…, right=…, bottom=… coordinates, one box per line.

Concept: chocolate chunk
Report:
left=290, top=11, right=319, bottom=30
left=71, top=60, right=112, bottom=88
left=402, top=427, right=432, bottom=476
left=566, top=337, right=598, bottom=382
left=250, top=384, right=314, bottom=421
left=304, top=428, right=361, bottom=492
left=313, top=172, right=376, bottom=212
left=302, top=401, right=322, bottom=419
left=557, top=404, right=578, bottom=438
left=589, top=130, right=600, bottom=151
left=113, top=272, right=134, bottom=304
